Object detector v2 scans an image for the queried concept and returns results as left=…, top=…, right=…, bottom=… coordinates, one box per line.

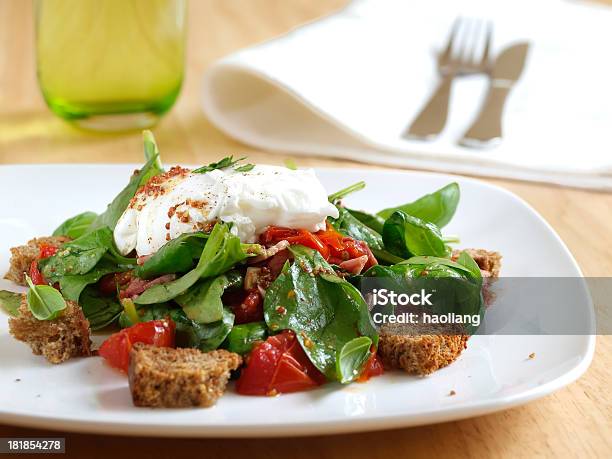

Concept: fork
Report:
left=404, top=18, right=492, bottom=139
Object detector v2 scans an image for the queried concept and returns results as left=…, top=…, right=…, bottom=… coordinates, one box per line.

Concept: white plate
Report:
left=0, top=165, right=594, bottom=437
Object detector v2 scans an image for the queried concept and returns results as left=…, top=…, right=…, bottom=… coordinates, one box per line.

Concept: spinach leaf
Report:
left=0, top=290, right=22, bottom=317
left=223, top=321, right=268, bottom=355
left=457, top=251, right=483, bottom=282
left=25, top=275, right=67, bottom=321
left=336, top=336, right=372, bottom=383
left=347, top=209, right=385, bottom=234
left=329, top=207, right=403, bottom=265
left=377, top=182, right=460, bottom=228
left=121, top=299, right=238, bottom=352
left=79, top=286, right=123, bottom=330
left=192, top=156, right=246, bottom=174
left=175, top=271, right=242, bottom=324
left=59, top=259, right=126, bottom=302
left=172, top=307, right=235, bottom=351
left=399, top=256, right=473, bottom=274
left=134, top=232, right=208, bottom=279
left=88, top=154, right=162, bottom=232
left=134, top=223, right=247, bottom=304
left=39, top=227, right=114, bottom=283
left=52, top=211, right=98, bottom=239
left=118, top=302, right=172, bottom=328
left=330, top=207, right=384, bottom=250
left=264, top=245, right=378, bottom=381
left=382, top=210, right=450, bottom=259
left=328, top=181, right=366, bottom=203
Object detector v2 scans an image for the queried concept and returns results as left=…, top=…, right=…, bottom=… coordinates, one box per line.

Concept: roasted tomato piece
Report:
left=260, top=227, right=329, bottom=260
left=28, top=244, right=60, bottom=286
left=28, top=261, right=46, bottom=285
left=38, top=244, right=59, bottom=259
left=357, top=351, right=384, bottom=382
left=98, top=273, right=118, bottom=296
left=232, top=288, right=264, bottom=324
left=236, top=330, right=326, bottom=395
left=98, top=319, right=175, bottom=372
left=260, top=225, right=377, bottom=272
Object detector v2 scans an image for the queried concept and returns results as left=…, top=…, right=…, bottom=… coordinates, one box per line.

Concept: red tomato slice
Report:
left=236, top=330, right=326, bottom=395
left=99, top=319, right=175, bottom=372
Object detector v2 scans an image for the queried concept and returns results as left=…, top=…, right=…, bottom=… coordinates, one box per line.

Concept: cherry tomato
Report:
left=28, top=261, right=46, bottom=285
left=236, top=330, right=326, bottom=395
left=357, top=351, right=384, bottom=382
left=98, top=319, right=176, bottom=372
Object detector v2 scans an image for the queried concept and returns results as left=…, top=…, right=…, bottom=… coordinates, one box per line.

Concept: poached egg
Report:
left=114, top=164, right=339, bottom=256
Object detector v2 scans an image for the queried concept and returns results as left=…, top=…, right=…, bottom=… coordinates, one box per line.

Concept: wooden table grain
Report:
left=0, top=1, right=611, bottom=457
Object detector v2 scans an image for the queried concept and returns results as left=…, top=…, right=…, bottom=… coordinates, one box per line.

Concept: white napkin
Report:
left=202, top=0, right=612, bottom=190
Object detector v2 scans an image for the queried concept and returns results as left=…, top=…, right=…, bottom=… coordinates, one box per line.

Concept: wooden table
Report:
left=0, top=1, right=610, bottom=457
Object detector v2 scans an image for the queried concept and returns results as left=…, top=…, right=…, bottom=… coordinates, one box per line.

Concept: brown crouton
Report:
left=128, top=344, right=242, bottom=408
left=378, top=333, right=469, bottom=375
left=452, top=248, right=502, bottom=278
left=377, top=248, right=501, bottom=376
left=4, top=236, right=70, bottom=285
left=9, top=295, right=92, bottom=364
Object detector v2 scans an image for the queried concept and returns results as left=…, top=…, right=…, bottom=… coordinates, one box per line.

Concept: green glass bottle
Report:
left=35, top=0, right=186, bottom=131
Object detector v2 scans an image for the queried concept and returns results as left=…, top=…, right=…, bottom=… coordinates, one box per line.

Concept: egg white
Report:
left=113, top=165, right=339, bottom=256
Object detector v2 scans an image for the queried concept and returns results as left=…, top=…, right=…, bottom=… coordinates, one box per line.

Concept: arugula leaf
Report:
left=59, top=259, right=126, bottom=302
left=134, top=223, right=248, bottom=304
left=134, top=232, right=208, bottom=279
left=264, top=245, right=378, bottom=381
left=328, top=181, right=366, bottom=203
left=39, top=227, right=114, bottom=283
left=192, top=156, right=246, bottom=174
left=0, top=290, right=22, bottom=317
left=79, top=286, right=122, bottom=330
left=25, top=275, right=66, bottom=321
left=235, top=163, right=255, bottom=172
left=223, top=322, right=267, bottom=355
left=52, top=211, right=98, bottom=239
left=175, top=271, right=242, bottom=324
left=88, top=154, right=162, bottom=232
left=377, top=182, right=460, bottom=228
left=382, top=210, right=450, bottom=259
left=336, top=336, right=372, bottom=384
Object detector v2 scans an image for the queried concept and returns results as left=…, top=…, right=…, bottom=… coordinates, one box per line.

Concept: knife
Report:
left=460, top=42, right=530, bottom=147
